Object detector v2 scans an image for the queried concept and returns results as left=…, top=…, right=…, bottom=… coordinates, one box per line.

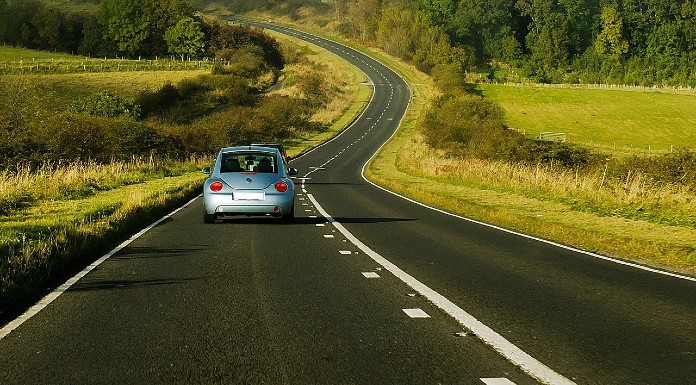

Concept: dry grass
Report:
left=370, top=128, right=696, bottom=275
left=352, top=44, right=696, bottom=275
left=405, top=145, right=696, bottom=223
left=0, top=158, right=202, bottom=212
left=0, top=169, right=206, bottom=308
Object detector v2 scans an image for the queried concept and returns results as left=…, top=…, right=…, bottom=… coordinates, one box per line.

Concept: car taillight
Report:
left=275, top=182, right=288, bottom=192
left=210, top=181, right=223, bottom=192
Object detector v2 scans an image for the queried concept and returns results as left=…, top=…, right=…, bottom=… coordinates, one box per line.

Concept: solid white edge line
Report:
left=361, top=162, right=696, bottom=282
left=357, top=76, right=695, bottom=284
left=307, top=194, right=575, bottom=385
left=0, top=195, right=202, bottom=341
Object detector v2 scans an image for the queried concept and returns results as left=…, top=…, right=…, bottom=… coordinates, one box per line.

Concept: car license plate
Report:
left=234, top=192, right=265, bottom=200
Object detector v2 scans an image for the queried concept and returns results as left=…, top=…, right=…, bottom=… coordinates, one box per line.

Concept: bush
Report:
left=0, top=116, right=45, bottom=168
left=421, top=94, right=601, bottom=169
left=110, top=120, right=164, bottom=158
left=617, top=150, right=696, bottom=188
left=43, top=114, right=113, bottom=163
left=68, top=92, right=140, bottom=119
left=135, top=83, right=181, bottom=118
left=421, top=94, right=507, bottom=153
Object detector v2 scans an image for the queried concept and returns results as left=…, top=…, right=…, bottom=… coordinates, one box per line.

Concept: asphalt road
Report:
left=1, top=22, right=695, bottom=385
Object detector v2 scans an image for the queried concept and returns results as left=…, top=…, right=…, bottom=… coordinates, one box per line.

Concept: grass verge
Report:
left=241, top=14, right=696, bottom=276
left=366, top=74, right=696, bottom=277
left=0, top=161, right=207, bottom=322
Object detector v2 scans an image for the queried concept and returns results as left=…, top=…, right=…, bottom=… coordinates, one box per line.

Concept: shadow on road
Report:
left=70, top=277, right=199, bottom=293
left=111, top=246, right=207, bottom=261
left=214, top=216, right=416, bottom=225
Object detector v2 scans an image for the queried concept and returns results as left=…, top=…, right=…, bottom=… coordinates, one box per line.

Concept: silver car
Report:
left=202, top=146, right=298, bottom=223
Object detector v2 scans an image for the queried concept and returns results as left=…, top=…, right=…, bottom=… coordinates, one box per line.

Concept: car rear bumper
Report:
left=203, top=194, right=294, bottom=216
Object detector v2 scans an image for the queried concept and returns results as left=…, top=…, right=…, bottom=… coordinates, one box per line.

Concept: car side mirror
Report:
left=288, top=167, right=298, bottom=176
left=202, top=167, right=211, bottom=174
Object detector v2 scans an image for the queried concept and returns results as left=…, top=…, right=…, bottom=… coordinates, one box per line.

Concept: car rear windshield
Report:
left=221, top=151, right=277, bottom=173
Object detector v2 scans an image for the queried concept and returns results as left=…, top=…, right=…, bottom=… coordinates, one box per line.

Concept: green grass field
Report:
left=1, top=47, right=209, bottom=115
left=477, top=84, right=696, bottom=154
left=0, top=46, right=84, bottom=62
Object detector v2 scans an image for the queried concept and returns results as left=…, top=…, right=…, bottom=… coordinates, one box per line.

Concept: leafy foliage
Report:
left=204, top=22, right=285, bottom=70
left=330, top=0, right=696, bottom=86
left=164, top=16, right=206, bottom=60
left=69, top=92, right=141, bottom=119
left=98, top=0, right=194, bottom=57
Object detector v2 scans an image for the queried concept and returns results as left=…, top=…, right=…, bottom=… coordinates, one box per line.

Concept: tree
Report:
left=0, top=0, right=8, bottom=42
left=99, top=0, right=193, bottom=57
left=451, top=0, right=521, bottom=62
left=416, top=0, right=457, bottom=26
left=205, top=22, right=285, bottom=69
left=516, top=0, right=571, bottom=77
left=164, top=17, right=205, bottom=61
left=31, top=7, right=64, bottom=50
left=558, top=0, right=599, bottom=57
left=100, top=0, right=150, bottom=56
left=141, top=0, right=193, bottom=56
left=78, top=16, right=117, bottom=56
left=595, top=4, right=629, bottom=57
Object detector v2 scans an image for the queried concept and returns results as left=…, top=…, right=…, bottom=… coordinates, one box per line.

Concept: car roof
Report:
left=250, top=141, right=283, bottom=145
left=220, top=146, right=280, bottom=153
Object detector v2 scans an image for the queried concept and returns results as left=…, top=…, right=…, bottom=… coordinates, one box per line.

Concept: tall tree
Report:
left=141, top=0, right=193, bottom=56
left=416, top=0, right=457, bottom=26
left=451, top=0, right=521, bottom=62
left=595, top=3, right=629, bottom=57
left=164, top=17, right=205, bottom=60
left=516, top=0, right=570, bottom=74
left=100, top=0, right=150, bottom=56
left=99, top=0, right=193, bottom=57
left=0, top=0, right=8, bottom=42
left=558, top=0, right=599, bottom=57
left=31, top=7, right=64, bottom=50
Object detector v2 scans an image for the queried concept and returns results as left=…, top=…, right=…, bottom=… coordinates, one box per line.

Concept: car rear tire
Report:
left=204, top=213, right=216, bottom=224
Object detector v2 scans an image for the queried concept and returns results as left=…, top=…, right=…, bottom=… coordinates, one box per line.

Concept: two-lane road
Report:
left=1, top=22, right=694, bottom=385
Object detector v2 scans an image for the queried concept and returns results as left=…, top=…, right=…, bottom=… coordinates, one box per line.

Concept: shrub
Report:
left=0, top=116, right=45, bottom=168
left=617, top=150, right=696, bottom=188
left=421, top=94, right=601, bottom=170
left=110, top=120, right=164, bottom=158
left=135, top=83, right=181, bottom=118
left=43, top=114, right=113, bottom=163
left=68, top=92, right=140, bottom=119
left=421, top=94, right=507, bottom=154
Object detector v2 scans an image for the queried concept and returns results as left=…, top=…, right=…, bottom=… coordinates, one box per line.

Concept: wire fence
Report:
left=0, top=56, right=221, bottom=75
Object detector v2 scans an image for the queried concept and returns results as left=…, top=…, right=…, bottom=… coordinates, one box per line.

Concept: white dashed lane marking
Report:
left=481, top=378, right=517, bottom=385
left=403, top=308, right=430, bottom=318
left=307, top=194, right=576, bottom=385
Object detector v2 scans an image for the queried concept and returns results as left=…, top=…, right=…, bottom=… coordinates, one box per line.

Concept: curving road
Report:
left=1, top=22, right=694, bottom=385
